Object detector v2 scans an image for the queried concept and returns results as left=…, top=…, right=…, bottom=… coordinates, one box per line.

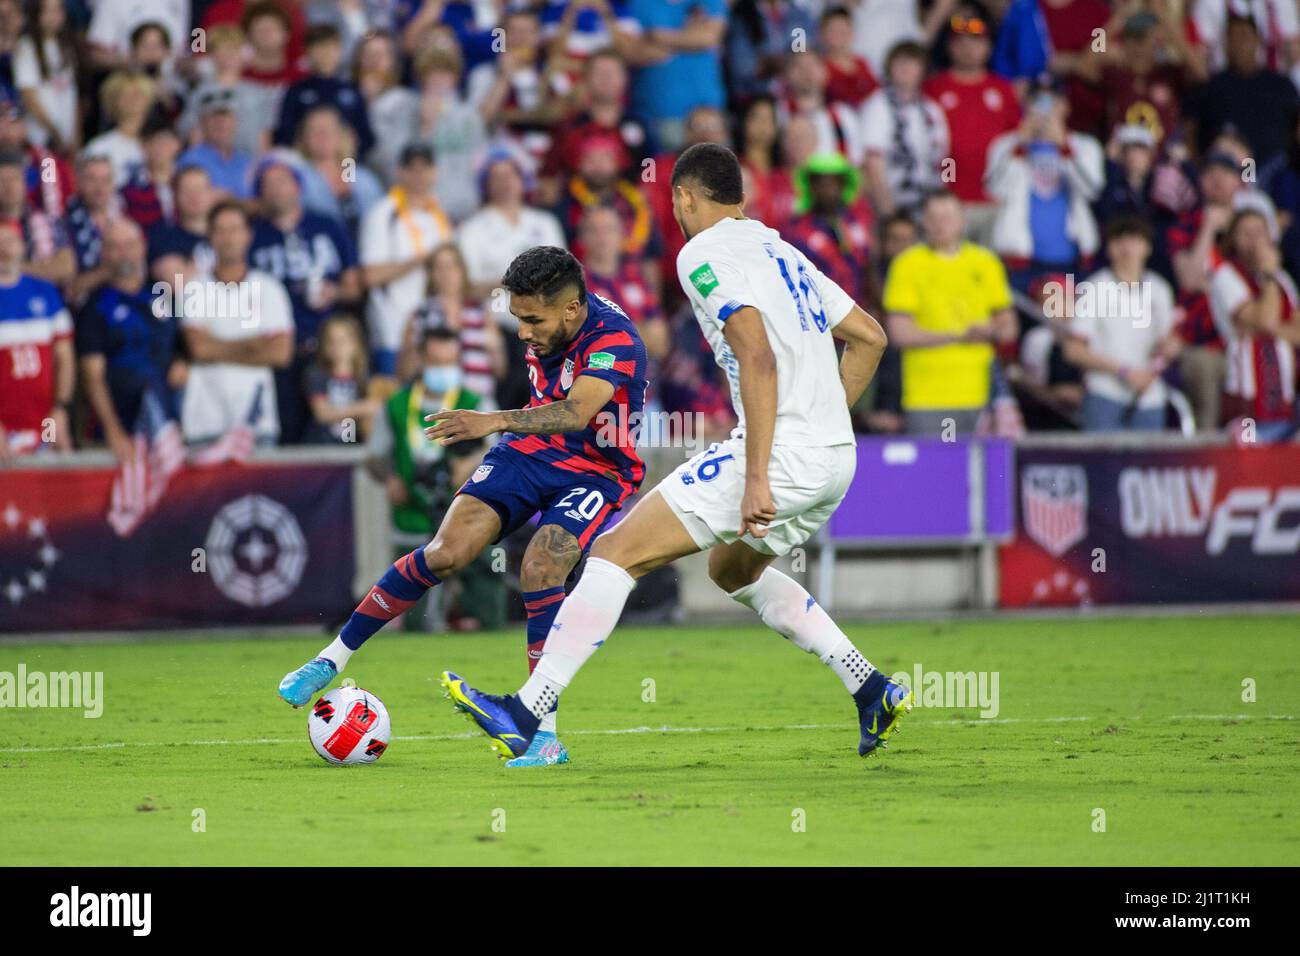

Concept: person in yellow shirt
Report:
left=883, top=190, right=1017, bottom=435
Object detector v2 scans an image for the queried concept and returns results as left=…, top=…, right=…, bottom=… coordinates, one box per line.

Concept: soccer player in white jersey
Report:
left=441, top=143, right=912, bottom=763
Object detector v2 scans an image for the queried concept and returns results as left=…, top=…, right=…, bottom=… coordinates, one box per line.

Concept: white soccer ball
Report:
left=308, top=686, right=391, bottom=765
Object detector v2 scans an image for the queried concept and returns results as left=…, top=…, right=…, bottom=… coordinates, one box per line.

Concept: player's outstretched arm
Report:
left=833, top=305, right=889, bottom=408
left=424, top=376, right=616, bottom=444
left=723, top=306, right=778, bottom=538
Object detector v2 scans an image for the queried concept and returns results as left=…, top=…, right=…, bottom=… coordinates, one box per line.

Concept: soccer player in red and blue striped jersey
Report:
left=279, top=246, right=648, bottom=767
left=497, top=289, right=647, bottom=520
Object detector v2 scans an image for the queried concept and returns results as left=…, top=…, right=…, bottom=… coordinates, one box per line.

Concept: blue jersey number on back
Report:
left=765, top=243, right=828, bottom=333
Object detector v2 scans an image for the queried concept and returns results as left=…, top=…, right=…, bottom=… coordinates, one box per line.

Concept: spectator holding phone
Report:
left=985, top=74, right=1104, bottom=294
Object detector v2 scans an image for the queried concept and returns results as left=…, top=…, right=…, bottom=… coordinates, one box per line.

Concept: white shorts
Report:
left=657, top=438, right=857, bottom=556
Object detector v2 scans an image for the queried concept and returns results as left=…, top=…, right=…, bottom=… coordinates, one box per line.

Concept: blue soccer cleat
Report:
left=278, top=656, right=337, bottom=707
left=440, top=671, right=531, bottom=759
left=504, top=731, right=570, bottom=768
left=855, top=677, right=914, bottom=756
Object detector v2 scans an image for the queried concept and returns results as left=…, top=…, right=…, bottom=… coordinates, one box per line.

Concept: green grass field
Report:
left=2, top=614, right=1297, bottom=866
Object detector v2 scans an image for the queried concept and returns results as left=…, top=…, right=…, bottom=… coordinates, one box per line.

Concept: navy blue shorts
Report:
left=457, top=444, right=623, bottom=551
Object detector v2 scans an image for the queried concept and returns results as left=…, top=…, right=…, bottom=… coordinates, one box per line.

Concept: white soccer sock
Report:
left=539, top=711, right=557, bottom=734
left=517, top=557, right=636, bottom=720
left=729, top=567, right=876, bottom=694
left=319, top=637, right=353, bottom=671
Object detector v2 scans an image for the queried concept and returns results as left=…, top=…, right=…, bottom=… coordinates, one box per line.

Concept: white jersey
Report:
left=180, top=268, right=294, bottom=444
left=677, top=216, right=857, bottom=447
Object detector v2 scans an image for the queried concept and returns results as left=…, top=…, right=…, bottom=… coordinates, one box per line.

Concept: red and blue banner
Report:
left=1000, top=444, right=1300, bottom=606
left=0, top=461, right=355, bottom=632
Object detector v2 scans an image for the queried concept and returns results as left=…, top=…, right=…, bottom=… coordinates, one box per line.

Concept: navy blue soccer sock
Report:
left=522, top=585, right=565, bottom=734
left=339, top=549, right=441, bottom=651
left=522, top=585, right=566, bottom=673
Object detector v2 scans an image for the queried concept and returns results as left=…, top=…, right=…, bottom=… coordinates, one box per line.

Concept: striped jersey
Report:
left=0, top=275, right=73, bottom=447
left=505, top=291, right=648, bottom=502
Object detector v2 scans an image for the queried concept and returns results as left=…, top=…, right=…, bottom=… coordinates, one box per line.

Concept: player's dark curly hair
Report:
left=501, top=246, right=587, bottom=306
left=671, top=143, right=744, bottom=206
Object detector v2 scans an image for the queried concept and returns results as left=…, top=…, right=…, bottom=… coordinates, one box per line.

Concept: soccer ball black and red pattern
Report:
left=308, top=687, right=391, bottom=765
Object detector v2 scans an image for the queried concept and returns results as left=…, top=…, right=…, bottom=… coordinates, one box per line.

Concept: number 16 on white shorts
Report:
left=658, top=438, right=857, bottom=556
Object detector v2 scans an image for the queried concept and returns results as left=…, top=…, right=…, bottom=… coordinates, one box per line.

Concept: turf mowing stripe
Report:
left=1, top=713, right=1294, bottom=755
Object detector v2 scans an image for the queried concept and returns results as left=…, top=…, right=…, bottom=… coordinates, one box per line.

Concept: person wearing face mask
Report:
left=364, top=321, right=504, bottom=631
left=371, top=322, right=483, bottom=537
left=421, top=356, right=463, bottom=396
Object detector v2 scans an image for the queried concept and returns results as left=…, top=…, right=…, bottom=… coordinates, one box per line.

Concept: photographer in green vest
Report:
left=366, top=323, right=506, bottom=630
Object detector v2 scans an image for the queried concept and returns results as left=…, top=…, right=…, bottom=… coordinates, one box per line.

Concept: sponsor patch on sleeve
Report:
left=587, top=351, right=616, bottom=370
left=688, top=262, right=719, bottom=297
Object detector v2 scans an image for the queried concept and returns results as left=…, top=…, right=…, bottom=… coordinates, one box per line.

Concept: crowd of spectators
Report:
left=3, top=0, right=1300, bottom=472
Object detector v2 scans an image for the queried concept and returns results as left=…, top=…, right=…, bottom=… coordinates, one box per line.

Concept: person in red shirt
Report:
left=1078, top=10, right=1206, bottom=148
left=819, top=5, right=878, bottom=108
left=923, top=6, right=1020, bottom=243
left=640, top=106, right=730, bottom=309
left=1209, top=208, right=1300, bottom=438
left=202, top=0, right=307, bottom=79
left=232, top=1, right=307, bottom=88
left=1039, top=0, right=1111, bottom=136
left=0, top=97, right=74, bottom=218
left=540, top=50, right=651, bottom=206
left=736, top=95, right=786, bottom=227
left=0, top=220, right=75, bottom=461
left=578, top=204, right=670, bottom=368
left=1168, top=153, right=1251, bottom=430
left=763, top=111, right=818, bottom=231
